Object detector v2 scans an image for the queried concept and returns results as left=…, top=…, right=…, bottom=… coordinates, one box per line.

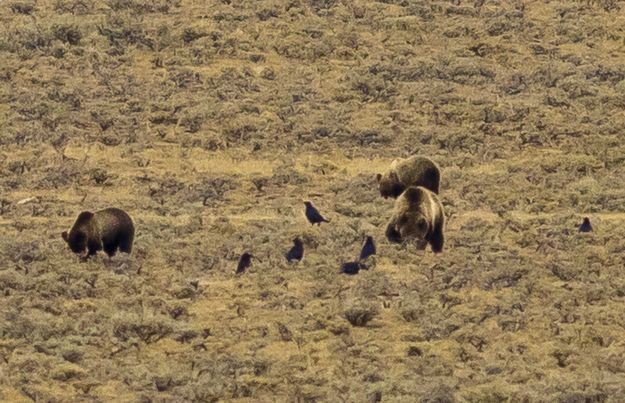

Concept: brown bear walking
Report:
left=385, top=186, right=445, bottom=252
left=376, top=156, right=440, bottom=198
left=62, top=207, right=135, bottom=258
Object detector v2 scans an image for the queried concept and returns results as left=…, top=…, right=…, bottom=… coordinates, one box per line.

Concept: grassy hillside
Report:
left=2, top=0, right=625, bottom=401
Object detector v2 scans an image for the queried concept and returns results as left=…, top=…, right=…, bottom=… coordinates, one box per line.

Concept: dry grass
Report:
left=2, top=0, right=625, bottom=401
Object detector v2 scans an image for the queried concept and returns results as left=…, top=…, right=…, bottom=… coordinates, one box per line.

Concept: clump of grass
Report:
left=51, top=363, right=86, bottom=381
left=7, top=240, right=47, bottom=263
left=401, top=301, right=423, bottom=323
left=344, top=302, right=378, bottom=327
left=10, top=3, right=34, bottom=15
left=51, top=23, right=81, bottom=45
left=107, top=0, right=181, bottom=13
left=97, top=13, right=151, bottom=49
left=89, top=168, right=116, bottom=186
left=270, top=163, right=308, bottom=186
left=112, top=313, right=174, bottom=344
left=179, top=112, right=204, bottom=133
left=54, top=0, right=92, bottom=14
left=182, top=27, right=206, bottom=44
left=197, top=177, right=238, bottom=206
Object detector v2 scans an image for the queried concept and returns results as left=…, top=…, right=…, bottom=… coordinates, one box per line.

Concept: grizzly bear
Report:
left=385, top=186, right=445, bottom=252
left=376, top=156, right=440, bottom=198
left=62, top=207, right=135, bottom=258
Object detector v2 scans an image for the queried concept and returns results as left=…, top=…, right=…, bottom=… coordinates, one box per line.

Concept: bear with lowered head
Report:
left=385, top=186, right=445, bottom=252
left=62, top=207, right=135, bottom=258
left=376, top=155, right=440, bottom=199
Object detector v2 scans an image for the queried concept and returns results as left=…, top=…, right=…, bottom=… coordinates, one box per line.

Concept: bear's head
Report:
left=393, top=213, right=430, bottom=249
left=61, top=211, right=94, bottom=255
left=376, top=171, right=405, bottom=199
left=390, top=187, right=430, bottom=248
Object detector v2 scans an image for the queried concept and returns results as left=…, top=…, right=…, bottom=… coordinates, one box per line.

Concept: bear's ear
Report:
left=390, top=159, right=398, bottom=169
left=376, top=173, right=382, bottom=182
left=76, top=211, right=94, bottom=223
left=61, top=231, right=69, bottom=242
left=404, top=187, right=422, bottom=203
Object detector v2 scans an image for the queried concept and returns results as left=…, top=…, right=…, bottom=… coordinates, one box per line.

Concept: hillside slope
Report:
left=2, top=0, right=625, bottom=401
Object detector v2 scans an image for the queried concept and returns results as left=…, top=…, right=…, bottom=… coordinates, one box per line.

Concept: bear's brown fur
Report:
left=376, top=156, right=440, bottom=198
left=62, top=207, right=134, bottom=258
left=385, top=186, right=444, bottom=252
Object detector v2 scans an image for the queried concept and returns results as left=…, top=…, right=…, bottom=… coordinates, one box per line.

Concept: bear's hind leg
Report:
left=119, top=232, right=134, bottom=254
left=423, top=168, right=440, bottom=194
left=429, top=226, right=444, bottom=253
left=427, top=174, right=440, bottom=194
left=431, top=180, right=440, bottom=195
left=102, top=236, right=119, bottom=257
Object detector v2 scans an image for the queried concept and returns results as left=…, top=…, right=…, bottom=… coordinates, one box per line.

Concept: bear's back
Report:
left=400, top=186, right=442, bottom=220
left=93, top=208, right=134, bottom=236
left=399, top=156, right=438, bottom=175
left=397, top=156, right=440, bottom=194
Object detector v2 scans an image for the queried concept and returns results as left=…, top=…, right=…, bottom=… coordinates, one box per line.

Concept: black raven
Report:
left=579, top=217, right=593, bottom=233
left=304, top=201, right=330, bottom=225
left=286, top=237, right=304, bottom=263
left=341, top=261, right=368, bottom=275
left=359, top=236, right=376, bottom=261
left=236, top=252, right=253, bottom=274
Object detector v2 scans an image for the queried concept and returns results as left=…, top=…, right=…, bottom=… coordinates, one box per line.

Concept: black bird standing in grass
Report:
left=359, top=236, right=376, bottom=261
left=286, top=237, right=304, bottom=263
left=304, top=201, right=330, bottom=225
left=236, top=252, right=253, bottom=274
left=341, top=261, right=368, bottom=275
left=579, top=217, right=593, bottom=233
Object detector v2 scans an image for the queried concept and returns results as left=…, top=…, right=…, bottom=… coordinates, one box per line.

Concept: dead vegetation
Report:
left=2, top=0, right=625, bottom=401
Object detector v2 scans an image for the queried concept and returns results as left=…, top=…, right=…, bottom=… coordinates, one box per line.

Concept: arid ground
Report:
left=2, top=0, right=625, bottom=401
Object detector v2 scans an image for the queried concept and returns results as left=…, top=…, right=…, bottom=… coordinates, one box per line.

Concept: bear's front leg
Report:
left=87, top=239, right=102, bottom=257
